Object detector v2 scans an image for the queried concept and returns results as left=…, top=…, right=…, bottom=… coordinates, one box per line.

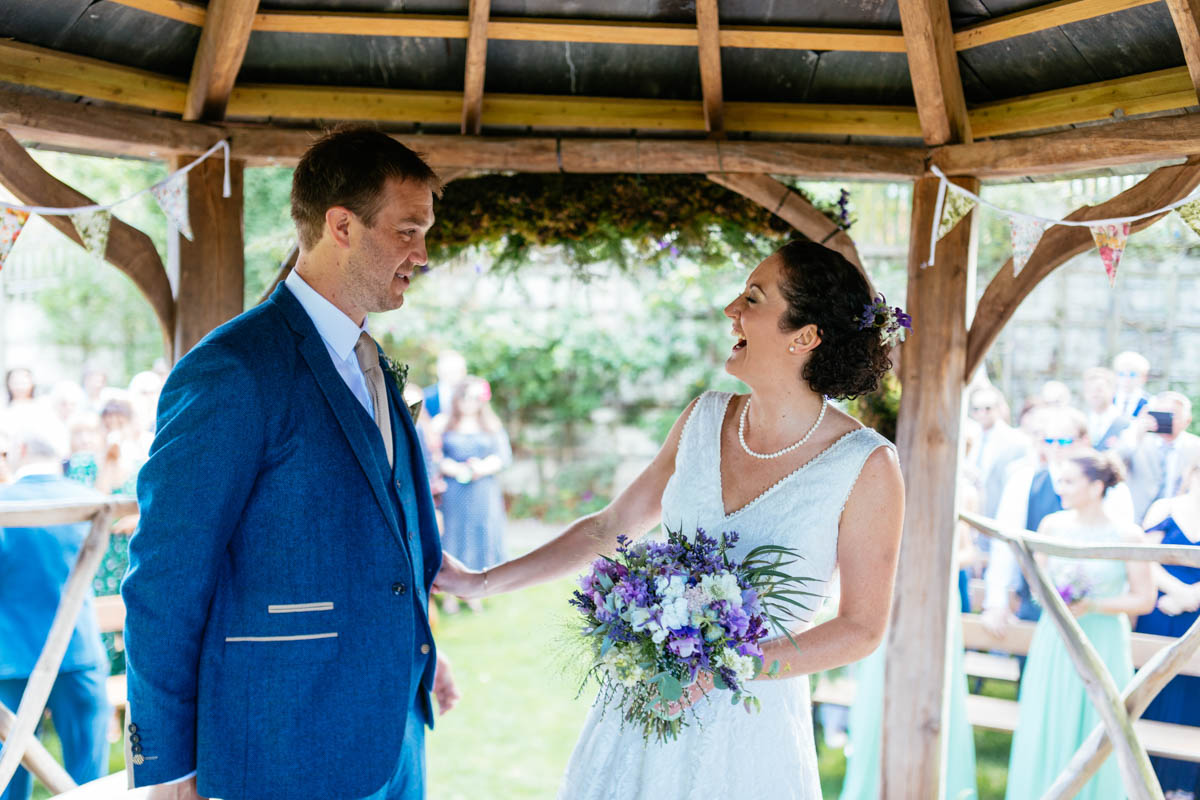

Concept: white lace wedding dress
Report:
left=557, top=391, right=894, bottom=800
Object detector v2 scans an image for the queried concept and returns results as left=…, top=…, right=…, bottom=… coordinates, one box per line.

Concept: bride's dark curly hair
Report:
left=774, top=240, right=894, bottom=400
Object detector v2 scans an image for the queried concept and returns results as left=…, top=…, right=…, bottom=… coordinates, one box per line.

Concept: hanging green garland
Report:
left=427, top=173, right=845, bottom=273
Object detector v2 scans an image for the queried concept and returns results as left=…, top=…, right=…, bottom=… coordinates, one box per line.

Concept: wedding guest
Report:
left=982, top=407, right=1135, bottom=638
left=968, top=385, right=1029, bottom=519
left=436, top=377, right=510, bottom=612
left=0, top=431, right=12, bottom=486
left=1004, top=451, right=1155, bottom=800
left=1082, top=367, right=1129, bottom=451
left=1040, top=379, right=1073, bottom=408
left=2, top=368, right=67, bottom=456
left=423, top=350, right=467, bottom=419
left=128, top=371, right=164, bottom=434
left=64, top=413, right=104, bottom=489
left=1135, top=452, right=1200, bottom=800
left=1113, top=350, right=1152, bottom=419
left=80, top=364, right=108, bottom=415
left=48, top=381, right=86, bottom=428
left=1116, top=392, right=1200, bottom=524
left=0, top=431, right=111, bottom=800
left=5, top=367, right=35, bottom=406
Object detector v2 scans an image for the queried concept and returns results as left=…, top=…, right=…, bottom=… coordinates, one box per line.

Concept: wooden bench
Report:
left=813, top=613, right=1200, bottom=763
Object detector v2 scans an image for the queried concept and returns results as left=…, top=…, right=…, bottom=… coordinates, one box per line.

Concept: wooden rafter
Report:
left=965, top=156, right=1200, bottom=378
left=183, top=0, right=260, bottom=121
left=954, top=0, right=1161, bottom=50
left=1166, top=0, right=1200, bottom=104
left=931, top=112, right=1200, bottom=178
left=0, top=703, right=75, bottom=794
left=0, top=129, right=176, bottom=358
left=970, top=67, right=1194, bottom=138
left=696, top=0, right=724, bottom=135
left=105, top=0, right=1158, bottom=55
left=461, top=0, right=491, bottom=135
left=705, top=173, right=864, bottom=276
left=0, top=91, right=927, bottom=175
left=898, top=0, right=972, bottom=145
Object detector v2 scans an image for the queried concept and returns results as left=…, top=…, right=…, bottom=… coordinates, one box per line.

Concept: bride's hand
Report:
left=664, top=671, right=716, bottom=716
left=433, top=552, right=487, bottom=598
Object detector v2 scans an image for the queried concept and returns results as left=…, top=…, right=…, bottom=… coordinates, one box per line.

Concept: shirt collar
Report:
left=284, top=269, right=369, bottom=362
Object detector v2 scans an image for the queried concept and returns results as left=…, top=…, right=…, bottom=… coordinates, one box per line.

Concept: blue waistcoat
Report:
left=1013, top=469, right=1063, bottom=620
left=122, top=285, right=442, bottom=800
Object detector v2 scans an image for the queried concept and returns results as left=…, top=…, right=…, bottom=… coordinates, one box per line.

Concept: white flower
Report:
left=601, top=647, right=646, bottom=688
left=660, top=596, right=691, bottom=631
left=629, top=605, right=652, bottom=631
left=716, top=646, right=757, bottom=685
left=655, top=574, right=687, bottom=600
left=700, top=572, right=743, bottom=607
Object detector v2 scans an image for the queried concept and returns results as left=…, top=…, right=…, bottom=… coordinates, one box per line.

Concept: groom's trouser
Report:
left=0, top=663, right=111, bottom=800
left=357, top=690, right=428, bottom=800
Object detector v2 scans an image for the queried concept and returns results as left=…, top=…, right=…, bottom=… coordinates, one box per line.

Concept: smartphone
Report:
left=1148, top=410, right=1175, bottom=434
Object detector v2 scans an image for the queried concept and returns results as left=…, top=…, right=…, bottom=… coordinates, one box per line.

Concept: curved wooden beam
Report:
left=705, top=172, right=865, bottom=277
left=0, top=129, right=176, bottom=360
left=965, top=156, right=1200, bottom=379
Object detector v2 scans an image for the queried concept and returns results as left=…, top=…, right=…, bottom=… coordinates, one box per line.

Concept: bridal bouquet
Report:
left=569, top=529, right=815, bottom=742
left=1052, top=564, right=1094, bottom=606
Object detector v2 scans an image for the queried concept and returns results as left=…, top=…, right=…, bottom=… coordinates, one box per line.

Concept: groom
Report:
left=122, top=127, right=456, bottom=800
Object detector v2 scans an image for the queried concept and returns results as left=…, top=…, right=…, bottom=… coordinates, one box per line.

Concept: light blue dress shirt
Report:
left=284, top=269, right=376, bottom=418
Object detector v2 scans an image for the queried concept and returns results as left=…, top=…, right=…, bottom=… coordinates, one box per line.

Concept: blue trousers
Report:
left=0, top=664, right=111, bottom=800
left=357, top=692, right=427, bottom=800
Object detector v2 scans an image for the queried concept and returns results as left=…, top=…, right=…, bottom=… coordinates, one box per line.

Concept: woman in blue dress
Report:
left=1005, top=450, right=1156, bottom=800
left=1135, top=453, right=1200, bottom=800
left=435, top=376, right=511, bottom=610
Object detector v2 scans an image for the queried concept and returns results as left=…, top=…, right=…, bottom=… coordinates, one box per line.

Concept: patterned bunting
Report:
left=937, top=190, right=976, bottom=240
left=70, top=209, right=112, bottom=259
left=151, top=172, right=193, bottom=241
left=0, top=207, right=31, bottom=272
left=1009, top=217, right=1046, bottom=277
left=1176, top=198, right=1200, bottom=239
left=1089, top=222, right=1130, bottom=287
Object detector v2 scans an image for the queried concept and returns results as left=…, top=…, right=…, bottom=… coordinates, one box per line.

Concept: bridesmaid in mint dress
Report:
left=1005, top=451, right=1157, bottom=800
left=840, top=600, right=978, bottom=800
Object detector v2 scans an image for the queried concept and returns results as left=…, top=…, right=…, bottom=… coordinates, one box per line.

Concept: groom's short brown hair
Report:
left=291, top=126, right=442, bottom=250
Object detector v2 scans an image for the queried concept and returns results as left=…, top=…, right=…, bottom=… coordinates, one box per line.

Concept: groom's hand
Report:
left=433, top=553, right=484, bottom=598
left=147, top=776, right=206, bottom=800
left=433, top=652, right=461, bottom=716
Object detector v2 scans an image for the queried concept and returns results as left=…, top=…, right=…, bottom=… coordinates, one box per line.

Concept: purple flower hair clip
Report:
left=857, top=294, right=913, bottom=347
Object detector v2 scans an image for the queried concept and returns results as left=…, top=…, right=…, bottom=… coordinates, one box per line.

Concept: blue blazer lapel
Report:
left=270, top=285, right=404, bottom=544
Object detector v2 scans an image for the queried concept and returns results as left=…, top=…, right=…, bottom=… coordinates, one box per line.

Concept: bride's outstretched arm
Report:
left=757, top=445, right=905, bottom=678
left=434, top=398, right=699, bottom=598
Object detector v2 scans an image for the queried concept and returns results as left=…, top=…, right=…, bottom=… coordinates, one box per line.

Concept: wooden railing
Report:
left=0, top=497, right=138, bottom=795
left=960, top=511, right=1200, bottom=800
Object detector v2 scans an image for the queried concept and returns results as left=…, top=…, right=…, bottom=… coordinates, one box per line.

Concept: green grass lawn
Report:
left=29, top=581, right=1015, bottom=799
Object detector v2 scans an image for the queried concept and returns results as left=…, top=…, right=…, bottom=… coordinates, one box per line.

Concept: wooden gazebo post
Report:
left=883, top=1, right=976, bottom=797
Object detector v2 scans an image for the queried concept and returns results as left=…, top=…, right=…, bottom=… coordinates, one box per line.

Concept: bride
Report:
left=435, top=240, right=906, bottom=799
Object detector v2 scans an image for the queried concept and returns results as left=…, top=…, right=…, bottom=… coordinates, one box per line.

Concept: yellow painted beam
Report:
left=955, top=0, right=1162, bottom=51
left=0, top=40, right=186, bottom=113
left=968, top=66, right=1195, bottom=137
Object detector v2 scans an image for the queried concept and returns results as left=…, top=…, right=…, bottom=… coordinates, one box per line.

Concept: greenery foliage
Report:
left=429, top=173, right=841, bottom=274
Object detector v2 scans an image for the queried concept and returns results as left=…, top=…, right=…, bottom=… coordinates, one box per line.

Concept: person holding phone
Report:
left=1117, top=392, right=1200, bottom=524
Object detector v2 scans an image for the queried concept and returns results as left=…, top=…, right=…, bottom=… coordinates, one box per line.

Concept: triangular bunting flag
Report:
left=1090, top=222, right=1130, bottom=287
left=70, top=209, right=112, bottom=259
left=937, top=190, right=976, bottom=240
left=1176, top=198, right=1200, bottom=239
left=151, top=172, right=193, bottom=241
left=0, top=207, right=31, bottom=272
left=1009, top=217, right=1046, bottom=277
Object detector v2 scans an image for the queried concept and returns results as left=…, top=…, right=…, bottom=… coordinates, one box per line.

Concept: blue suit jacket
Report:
left=122, top=285, right=442, bottom=800
left=0, top=475, right=108, bottom=680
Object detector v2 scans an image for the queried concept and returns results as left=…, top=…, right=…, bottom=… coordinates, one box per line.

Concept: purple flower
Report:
left=667, top=629, right=702, bottom=658
left=721, top=605, right=751, bottom=639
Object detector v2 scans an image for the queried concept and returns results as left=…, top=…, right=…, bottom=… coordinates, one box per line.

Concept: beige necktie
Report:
left=354, top=331, right=394, bottom=468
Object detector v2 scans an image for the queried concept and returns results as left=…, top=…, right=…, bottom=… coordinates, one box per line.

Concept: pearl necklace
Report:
left=738, top=396, right=828, bottom=460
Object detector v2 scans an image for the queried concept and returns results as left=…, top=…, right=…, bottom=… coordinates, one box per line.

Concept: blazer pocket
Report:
left=267, top=601, right=334, bottom=614
left=224, top=632, right=339, bottom=664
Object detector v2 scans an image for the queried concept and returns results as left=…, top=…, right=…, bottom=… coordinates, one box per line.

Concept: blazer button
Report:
left=392, top=582, right=407, bottom=596
left=132, top=744, right=143, bottom=754
left=130, top=734, right=141, bottom=743
left=395, top=479, right=403, bottom=490
left=128, top=723, right=138, bottom=734
left=420, top=643, right=430, bottom=655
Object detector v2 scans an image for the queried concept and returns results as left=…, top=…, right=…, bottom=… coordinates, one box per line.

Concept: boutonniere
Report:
left=381, top=354, right=422, bottom=424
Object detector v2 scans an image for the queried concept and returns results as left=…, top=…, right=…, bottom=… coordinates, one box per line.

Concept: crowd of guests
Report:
left=962, top=351, right=1199, bottom=800
left=0, top=363, right=163, bottom=800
